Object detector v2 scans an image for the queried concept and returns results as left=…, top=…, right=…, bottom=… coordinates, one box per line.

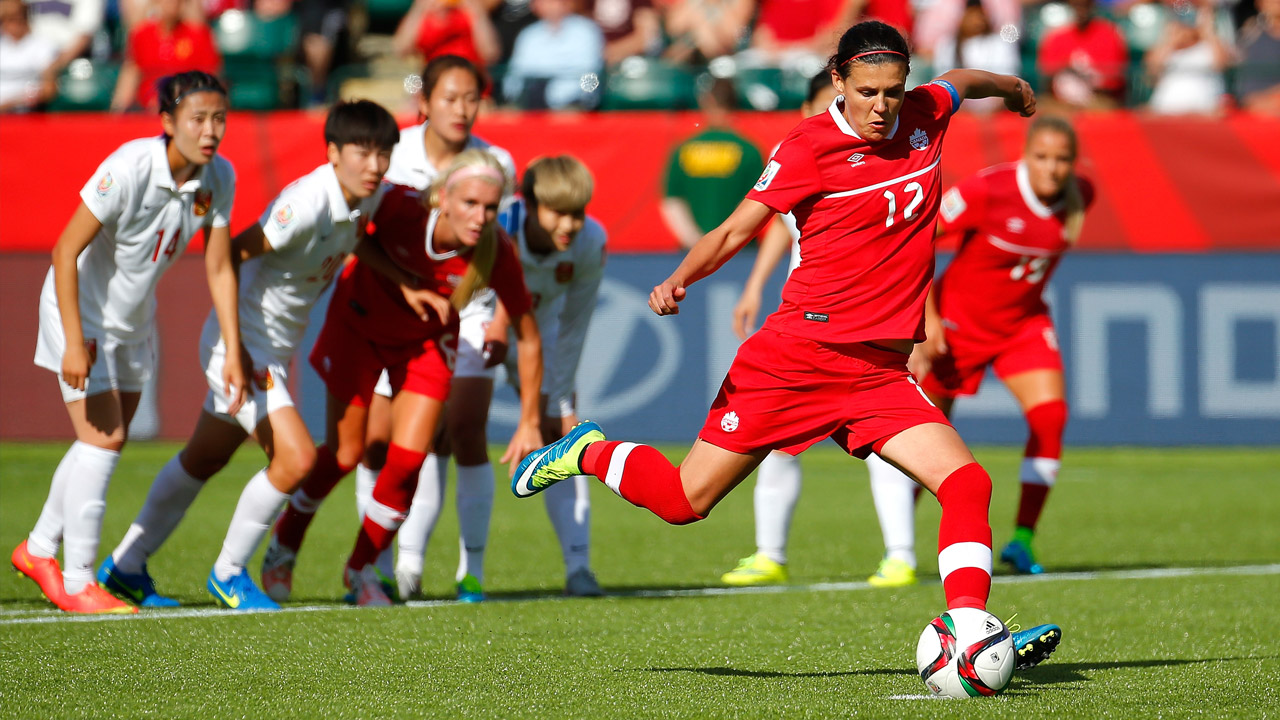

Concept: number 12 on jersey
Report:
left=883, top=182, right=925, bottom=227
left=151, top=228, right=180, bottom=263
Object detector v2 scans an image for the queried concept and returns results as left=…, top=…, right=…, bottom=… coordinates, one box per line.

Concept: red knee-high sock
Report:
left=1017, top=400, right=1067, bottom=531
left=936, top=463, right=993, bottom=610
left=274, top=445, right=353, bottom=551
left=348, top=443, right=425, bottom=571
left=581, top=441, right=703, bottom=525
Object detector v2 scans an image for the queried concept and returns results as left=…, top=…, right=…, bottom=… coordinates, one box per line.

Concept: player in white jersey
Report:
left=340, top=55, right=518, bottom=602
left=13, top=72, right=241, bottom=615
left=94, top=101, right=405, bottom=611
left=715, top=74, right=916, bottom=589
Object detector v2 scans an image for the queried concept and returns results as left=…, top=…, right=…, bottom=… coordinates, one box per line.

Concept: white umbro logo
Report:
left=910, top=128, right=929, bottom=151
left=721, top=411, right=739, bottom=432
left=847, top=153, right=865, bottom=167
left=1006, top=217, right=1026, bottom=233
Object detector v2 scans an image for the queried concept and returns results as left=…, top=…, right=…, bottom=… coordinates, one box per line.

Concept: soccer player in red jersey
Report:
left=514, top=21, right=1062, bottom=669
left=867, top=116, right=1094, bottom=579
left=262, top=149, right=545, bottom=606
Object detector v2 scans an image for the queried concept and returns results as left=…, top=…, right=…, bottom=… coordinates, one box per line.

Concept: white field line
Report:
left=1, top=563, right=1277, bottom=627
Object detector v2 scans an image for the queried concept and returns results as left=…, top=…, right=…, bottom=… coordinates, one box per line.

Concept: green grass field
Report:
left=2, top=442, right=1278, bottom=718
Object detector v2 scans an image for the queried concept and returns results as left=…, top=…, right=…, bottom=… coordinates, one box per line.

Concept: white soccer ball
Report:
left=915, top=608, right=1015, bottom=698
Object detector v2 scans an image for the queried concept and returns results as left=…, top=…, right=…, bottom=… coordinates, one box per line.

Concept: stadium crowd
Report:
left=1, top=0, right=1278, bottom=114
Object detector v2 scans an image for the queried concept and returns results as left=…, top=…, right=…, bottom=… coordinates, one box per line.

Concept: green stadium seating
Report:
left=215, top=10, right=298, bottom=61
left=364, top=0, right=414, bottom=33
left=601, top=58, right=698, bottom=110
left=224, top=59, right=286, bottom=110
left=47, top=59, right=120, bottom=111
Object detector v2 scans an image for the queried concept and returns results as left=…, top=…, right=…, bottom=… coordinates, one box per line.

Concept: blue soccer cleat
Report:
left=1012, top=623, right=1062, bottom=670
left=207, top=568, right=281, bottom=611
left=456, top=574, right=486, bottom=603
left=97, top=557, right=180, bottom=608
left=511, top=421, right=605, bottom=498
left=1000, top=537, right=1045, bottom=575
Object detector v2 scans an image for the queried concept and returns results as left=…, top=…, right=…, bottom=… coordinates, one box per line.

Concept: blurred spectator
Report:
left=482, top=0, right=536, bottom=63
left=1238, top=0, right=1280, bottom=113
left=741, top=0, right=860, bottom=68
left=1038, top=0, right=1129, bottom=109
left=0, top=0, right=57, bottom=111
left=660, top=77, right=764, bottom=249
left=299, top=0, right=346, bottom=106
left=583, top=0, right=662, bottom=63
left=110, top=0, right=220, bottom=111
left=1145, top=2, right=1233, bottom=115
left=394, top=0, right=500, bottom=71
left=502, top=0, right=603, bottom=109
left=914, top=0, right=1019, bottom=62
left=25, top=0, right=102, bottom=75
left=859, top=0, right=914, bottom=36
left=931, top=0, right=1018, bottom=112
left=662, top=0, right=755, bottom=63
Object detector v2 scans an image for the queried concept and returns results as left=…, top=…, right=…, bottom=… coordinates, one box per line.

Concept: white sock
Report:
left=394, top=452, right=447, bottom=578
left=866, top=453, right=917, bottom=568
left=27, top=442, right=83, bottom=558
left=543, top=476, right=591, bottom=575
left=61, top=443, right=120, bottom=594
left=355, top=463, right=377, bottom=521
left=754, top=451, right=801, bottom=565
left=213, top=469, right=290, bottom=582
left=455, top=462, right=494, bottom=583
left=113, top=454, right=205, bottom=575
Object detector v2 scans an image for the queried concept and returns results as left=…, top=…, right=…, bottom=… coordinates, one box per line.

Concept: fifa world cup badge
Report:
left=254, top=367, right=274, bottom=391
left=194, top=190, right=212, bottom=217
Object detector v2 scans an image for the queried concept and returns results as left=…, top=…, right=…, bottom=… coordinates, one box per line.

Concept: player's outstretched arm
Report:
left=205, top=224, right=249, bottom=414
left=936, top=69, right=1036, bottom=117
left=650, top=198, right=774, bottom=316
left=500, top=310, right=544, bottom=476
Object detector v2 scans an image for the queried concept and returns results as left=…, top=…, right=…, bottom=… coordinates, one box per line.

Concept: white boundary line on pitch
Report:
left=2, top=562, right=1277, bottom=627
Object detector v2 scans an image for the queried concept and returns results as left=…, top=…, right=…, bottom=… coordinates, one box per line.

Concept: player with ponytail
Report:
left=262, top=149, right=543, bottom=607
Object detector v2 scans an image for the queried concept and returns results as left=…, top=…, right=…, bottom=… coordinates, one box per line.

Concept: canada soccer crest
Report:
left=555, top=261, right=575, bottom=284
left=910, top=128, right=929, bottom=151
left=193, top=189, right=212, bottom=217
left=721, top=411, right=739, bottom=432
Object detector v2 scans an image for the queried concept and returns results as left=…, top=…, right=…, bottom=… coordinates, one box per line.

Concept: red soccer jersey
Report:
left=128, top=21, right=222, bottom=110
left=1037, top=18, right=1128, bottom=93
left=934, top=162, right=1095, bottom=344
left=748, top=81, right=959, bottom=344
left=332, top=184, right=532, bottom=351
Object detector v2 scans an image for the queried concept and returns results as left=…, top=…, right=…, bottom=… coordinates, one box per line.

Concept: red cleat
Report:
left=11, top=540, right=66, bottom=606
left=58, top=583, right=138, bottom=615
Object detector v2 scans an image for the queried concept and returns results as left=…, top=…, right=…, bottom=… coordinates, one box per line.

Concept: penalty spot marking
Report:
left=1, top=562, right=1277, bottom=627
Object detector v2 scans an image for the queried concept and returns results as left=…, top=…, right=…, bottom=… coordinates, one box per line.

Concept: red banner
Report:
left=2, top=110, right=1278, bottom=252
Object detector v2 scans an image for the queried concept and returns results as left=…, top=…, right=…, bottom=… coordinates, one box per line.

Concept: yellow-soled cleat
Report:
left=867, top=556, right=918, bottom=588
left=720, top=553, right=789, bottom=586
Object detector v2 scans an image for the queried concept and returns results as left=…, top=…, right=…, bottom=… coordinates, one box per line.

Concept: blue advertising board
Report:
left=298, top=253, right=1280, bottom=447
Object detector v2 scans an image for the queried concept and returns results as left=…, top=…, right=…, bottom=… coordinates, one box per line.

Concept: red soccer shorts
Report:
left=698, top=329, right=951, bottom=459
left=309, top=313, right=454, bottom=407
left=920, top=314, right=1064, bottom=399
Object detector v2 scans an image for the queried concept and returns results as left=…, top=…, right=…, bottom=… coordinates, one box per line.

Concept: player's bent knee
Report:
left=334, top=442, right=366, bottom=472
left=273, top=444, right=317, bottom=485
left=362, top=440, right=388, bottom=470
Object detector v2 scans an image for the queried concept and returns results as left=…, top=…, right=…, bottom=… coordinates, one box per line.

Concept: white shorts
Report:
left=35, top=301, right=154, bottom=403
left=373, top=292, right=497, bottom=398
left=200, top=327, right=295, bottom=434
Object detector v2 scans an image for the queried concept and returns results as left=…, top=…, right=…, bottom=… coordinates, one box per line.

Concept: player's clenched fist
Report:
left=650, top=280, right=686, bottom=315
left=1005, top=78, right=1036, bottom=117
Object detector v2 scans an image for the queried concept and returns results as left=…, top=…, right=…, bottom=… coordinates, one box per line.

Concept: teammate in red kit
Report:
left=514, top=21, right=1062, bottom=670
left=867, top=116, right=1094, bottom=577
left=261, top=149, right=544, bottom=606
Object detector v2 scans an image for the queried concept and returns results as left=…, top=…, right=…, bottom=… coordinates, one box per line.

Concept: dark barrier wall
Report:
left=2, top=112, right=1279, bottom=253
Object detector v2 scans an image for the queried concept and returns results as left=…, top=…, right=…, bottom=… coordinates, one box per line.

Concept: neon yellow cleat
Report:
left=512, top=421, right=606, bottom=498
left=720, top=553, right=788, bottom=586
left=867, top=556, right=917, bottom=588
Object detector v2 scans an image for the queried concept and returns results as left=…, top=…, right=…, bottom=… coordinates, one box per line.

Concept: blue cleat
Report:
left=1000, top=538, right=1044, bottom=575
left=456, top=574, right=485, bottom=603
left=1012, top=623, right=1062, bottom=670
left=207, top=568, right=281, bottom=611
left=512, top=421, right=605, bottom=498
left=97, top=557, right=180, bottom=608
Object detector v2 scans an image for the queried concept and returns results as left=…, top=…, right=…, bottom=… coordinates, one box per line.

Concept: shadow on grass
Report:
left=1011, top=656, right=1269, bottom=689
left=637, top=666, right=915, bottom=679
